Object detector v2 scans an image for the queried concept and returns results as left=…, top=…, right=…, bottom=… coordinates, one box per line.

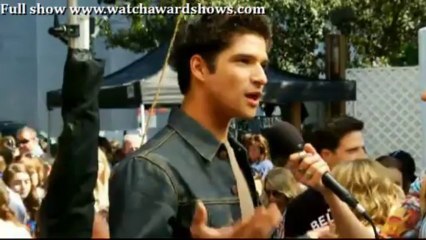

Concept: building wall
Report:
left=0, top=0, right=142, bottom=137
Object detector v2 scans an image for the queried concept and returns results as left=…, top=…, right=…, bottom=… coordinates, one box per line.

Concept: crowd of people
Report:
left=0, top=127, right=144, bottom=238
left=2, top=12, right=426, bottom=239
left=0, top=115, right=422, bottom=238
left=241, top=116, right=420, bottom=238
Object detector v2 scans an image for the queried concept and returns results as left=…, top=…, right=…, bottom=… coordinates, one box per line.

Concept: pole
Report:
left=325, top=33, right=348, bottom=119
left=47, top=110, right=51, bottom=155
left=419, top=27, right=426, bottom=170
left=139, top=104, right=148, bottom=144
left=68, top=0, right=90, bottom=50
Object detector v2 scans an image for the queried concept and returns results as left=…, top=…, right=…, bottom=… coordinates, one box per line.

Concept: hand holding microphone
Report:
left=264, top=121, right=367, bottom=216
left=288, top=144, right=331, bottom=194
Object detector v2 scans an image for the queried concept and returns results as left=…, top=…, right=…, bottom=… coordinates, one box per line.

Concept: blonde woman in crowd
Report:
left=20, top=157, right=46, bottom=202
left=310, top=159, right=405, bottom=238
left=262, top=167, right=303, bottom=238
left=0, top=180, right=31, bottom=238
left=2, top=164, right=32, bottom=203
left=91, top=148, right=111, bottom=238
left=334, top=159, right=404, bottom=227
left=3, top=163, right=42, bottom=236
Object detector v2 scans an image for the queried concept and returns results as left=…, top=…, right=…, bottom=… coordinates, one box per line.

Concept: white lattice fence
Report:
left=345, top=67, right=425, bottom=171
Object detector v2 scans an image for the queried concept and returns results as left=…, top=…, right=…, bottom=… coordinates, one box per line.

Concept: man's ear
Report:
left=319, top=149, right=332, bottom=162
left=189, top=54, right=209, bottom=84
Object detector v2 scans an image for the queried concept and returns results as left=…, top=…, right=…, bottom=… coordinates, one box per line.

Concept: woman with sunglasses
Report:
left=262, top=167, right=303, bottom=238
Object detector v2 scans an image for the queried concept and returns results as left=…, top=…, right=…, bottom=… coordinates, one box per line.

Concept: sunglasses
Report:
left=264, top=189, right=285, bottom=198
left=17, top=139, right=30, bottom=145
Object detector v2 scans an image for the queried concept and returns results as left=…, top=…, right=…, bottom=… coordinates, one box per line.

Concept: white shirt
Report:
left=0, top=219, right=31, bottom=238
left=7, top=188, right=28, bottom=224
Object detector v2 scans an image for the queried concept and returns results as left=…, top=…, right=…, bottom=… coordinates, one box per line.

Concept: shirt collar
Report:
left=168, top=108, right=244, bottom=161
left=168, top=108, right=223, bottom=162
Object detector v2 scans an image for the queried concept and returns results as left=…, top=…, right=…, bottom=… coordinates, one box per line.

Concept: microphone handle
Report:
left=321, top=172, right=364, bottom=213
left=322, top=173, right=378, bottom=238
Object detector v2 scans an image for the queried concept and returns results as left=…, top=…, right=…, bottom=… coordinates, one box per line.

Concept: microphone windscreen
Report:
left=261, top=121, right=304, bottom=166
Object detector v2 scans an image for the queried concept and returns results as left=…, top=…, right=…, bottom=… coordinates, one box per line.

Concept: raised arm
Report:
left=287, top=143, right=374, bottom=238
left=38, top=49, right=104, bottom=237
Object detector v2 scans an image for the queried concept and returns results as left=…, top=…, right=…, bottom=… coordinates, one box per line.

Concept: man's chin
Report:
left=237, top=111, right=257, bottom=120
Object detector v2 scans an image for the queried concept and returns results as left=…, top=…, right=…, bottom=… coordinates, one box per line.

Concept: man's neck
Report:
left=181, top=96, right=230, bottom=143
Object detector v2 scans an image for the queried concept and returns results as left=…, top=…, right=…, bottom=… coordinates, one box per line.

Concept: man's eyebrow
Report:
left=261, top=59, right=270, bottom=66
left=231, top=54, right=269, bottom=65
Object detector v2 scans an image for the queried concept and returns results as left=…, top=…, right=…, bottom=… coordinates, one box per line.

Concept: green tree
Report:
left=98, top=0, right=426, bottom=77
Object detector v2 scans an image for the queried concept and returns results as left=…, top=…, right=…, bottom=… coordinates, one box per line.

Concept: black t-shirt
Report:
left=284, top=188, right=333, bottom=237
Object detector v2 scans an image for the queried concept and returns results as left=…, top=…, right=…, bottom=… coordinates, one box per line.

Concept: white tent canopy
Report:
left=139, top=65, right=183, bottom=105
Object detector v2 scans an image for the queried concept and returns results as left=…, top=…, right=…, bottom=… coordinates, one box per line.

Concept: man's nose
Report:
left=252, top=66, right=268, bottom=86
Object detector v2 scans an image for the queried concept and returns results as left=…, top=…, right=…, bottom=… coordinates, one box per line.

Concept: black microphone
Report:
left=262, top=121, right=367, bottom=215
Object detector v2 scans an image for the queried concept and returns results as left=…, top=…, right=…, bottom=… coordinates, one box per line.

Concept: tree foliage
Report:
left=98, top=0, right=426, bottom=77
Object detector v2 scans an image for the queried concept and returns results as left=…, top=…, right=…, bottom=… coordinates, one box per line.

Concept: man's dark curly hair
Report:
left=307, top=116, right=364, bottom=153
left=169, top=14, right=272, bottom=95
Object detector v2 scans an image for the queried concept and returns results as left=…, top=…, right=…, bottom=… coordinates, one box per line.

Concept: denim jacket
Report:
left=109, top=108, right=260, bottom=238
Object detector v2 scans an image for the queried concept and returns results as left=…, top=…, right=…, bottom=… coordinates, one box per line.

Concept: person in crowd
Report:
left=109, top=140, right=121, bottom=157
left=37, top=134, right=49, bottom=154
left=98, top=136, right=113, bottom=164
left=262, top=167, right=303, bottom=238
left=377, top=150, right=417, bottom=195
left=122, top=134, right=142, bottom=156
left=2, top=163, right=40, bottom=236
left=21, top=157, right=46, bottom=201
left=285, top=116, right=367, bottom=237
left=240, top=133, right=253, bottom=147
left=0, top=179, right=31, bottom=238
left=0, top=147, right=14, bottom=167
left=246, top=134, right=274, bottom=179
left=41, top=158, right=53, bottom=184
left=112, top=134, right=142, bottom=165
left=2, top=163, right=32, bottom=202
left=0, top=136, right=15, bottom=149
left=94, top=148, right=110, bottom=214
left=376, top=155, right=405, bottom=192
left=16, top=127, right=44, bottom=158
left=333, top=160, right=426, bottom=238
left=303, top=89, right=426, bottom=239
left=87, top=148, right=111, bottom=238
left=109, top=14, right=282, bottom=238
left=312, top=159, right=405, bottom=238
left=334, top=159, right=405, bottom=226
left=0, top=136, right=19, bottom=159
left=2, top=172, right=28, bottom=225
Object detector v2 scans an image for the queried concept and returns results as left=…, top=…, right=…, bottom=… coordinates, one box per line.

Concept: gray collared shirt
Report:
left=109, top=108, right=259, bottom=238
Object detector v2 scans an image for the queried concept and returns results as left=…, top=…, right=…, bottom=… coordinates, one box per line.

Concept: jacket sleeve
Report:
left=38, top=49, right=104, bottom=237
left=109, top=156, right=179, bottom=238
